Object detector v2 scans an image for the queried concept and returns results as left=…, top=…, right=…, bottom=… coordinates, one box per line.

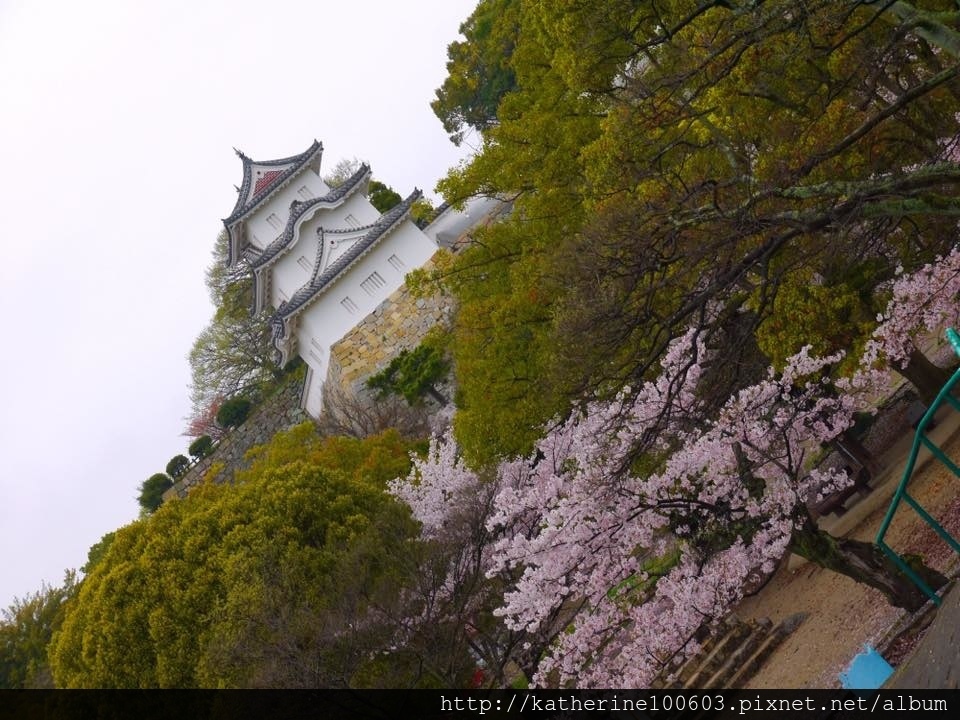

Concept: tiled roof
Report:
left=250, top=164, right=371, bottom=272
left=224, top=140, right=322, bottom=225
left=269, top=189, right=422, bottom=364
left=222, top=140, right=323, bottom=267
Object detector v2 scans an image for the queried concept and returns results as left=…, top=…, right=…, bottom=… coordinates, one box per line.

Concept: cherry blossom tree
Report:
left=182, top=396, right=225, bottom=441
left=859, top=247, right=960, bottom=403
left=390, top=433, right=576, bottom=686
left=392, top=331, right=947, bottom=687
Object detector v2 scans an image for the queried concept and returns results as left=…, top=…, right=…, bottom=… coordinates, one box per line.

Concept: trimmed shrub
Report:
left=138, top=473, right=173, bottom=513
left=216, top=397, right=252, bottom=428
left=165, top=454, right=190, bottom=479
left=188, top=435, right=214, bottom=461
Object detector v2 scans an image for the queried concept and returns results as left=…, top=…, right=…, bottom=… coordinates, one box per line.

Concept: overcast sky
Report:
left=0, top=0, right=478, bottom=608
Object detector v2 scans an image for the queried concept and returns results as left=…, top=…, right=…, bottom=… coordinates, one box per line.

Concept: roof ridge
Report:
left=224, top=139, right=322, bottom=224
left=250, top=163, right=372, bottom=272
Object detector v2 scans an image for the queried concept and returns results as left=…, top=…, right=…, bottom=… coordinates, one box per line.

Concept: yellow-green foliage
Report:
left=754, top=270, right=876, bottom=374
left=433, top=0, right=960, bottom=466
left=49, top=425, right=414, bottom=688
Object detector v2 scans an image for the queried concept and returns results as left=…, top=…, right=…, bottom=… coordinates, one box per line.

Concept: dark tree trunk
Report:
left=427, top=385, right=449, bottom=407
left=790, top=514, right=947, bottom=612
left=893, top=347, right=953, bottom=406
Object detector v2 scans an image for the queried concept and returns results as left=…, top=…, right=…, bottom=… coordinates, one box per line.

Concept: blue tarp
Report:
left=840, top=645, right=894, bottom=689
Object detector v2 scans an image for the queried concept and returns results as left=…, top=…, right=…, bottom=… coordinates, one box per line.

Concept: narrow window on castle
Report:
left=297, top=255, right=312, bottom=272
left=267, top=213, right=283, bottom=231
left=387, top=254, right=405, bottom=272
left=360, top=271, right=386, bottom=296
left=340, top=296, right=359, bottom=314
left=344, top=214, right=360, bottom=228
left=297, top=185, right=315, bottom=200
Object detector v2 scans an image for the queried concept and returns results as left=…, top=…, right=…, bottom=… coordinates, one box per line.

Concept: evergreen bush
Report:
left=138, top=473, right=173, bottom=513
left=188, top=435, right=214, bottom=461
left=165, top=455, right=190, bottom=479
left=216, top=397, right=252, bottom=428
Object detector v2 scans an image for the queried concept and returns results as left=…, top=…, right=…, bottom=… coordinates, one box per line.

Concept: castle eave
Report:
left=267, top=189, right=422, bottom=353
left=223, top=140, right=324, bottom=266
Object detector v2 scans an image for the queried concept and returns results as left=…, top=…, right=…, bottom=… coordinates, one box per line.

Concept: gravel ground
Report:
left=737, top=419, right=960, bottom=688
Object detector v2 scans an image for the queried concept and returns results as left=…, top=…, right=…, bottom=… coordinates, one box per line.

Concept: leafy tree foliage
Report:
left=188, top=435, right=214, bottom=461
left=433, top=0, right=960, bottom=463
left=49, top=426, right=479, bottom=688
left=366, top=337, right=450, bottom=407
left=432, top=0, right=520, bottom=145
left=82, top=532, right=117, bottom=575
left=754, top=263, right=882, bottom=374
left=187, top=232, right=281, bottom=427
left=411, top=198, right=437, bottom=229
left=164, top=456, right=190, bottom=480
left=215, top=397, right=252, bottom=429
left=138, top=473, right=173, bottom=513
left=367, top=180, right=402, bottom=213
left=0, top=573, right=77, bottom=688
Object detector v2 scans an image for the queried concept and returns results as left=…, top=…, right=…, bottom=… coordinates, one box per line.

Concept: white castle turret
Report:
left=222, top=140, right=438, bottom=417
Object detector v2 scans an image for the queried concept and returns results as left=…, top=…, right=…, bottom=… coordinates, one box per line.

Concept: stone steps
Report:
left=725, top=613, right=807, bottom=688
left=654, top=613, right=805, bottom=689
left=696, top=618, right=773, bottom=689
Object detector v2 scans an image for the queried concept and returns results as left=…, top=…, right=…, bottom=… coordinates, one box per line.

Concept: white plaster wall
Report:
left=271, top=231, right=319, bottom=309
left=267, top=192, right=377, bottom=310
left=303, top=365, right=324, bottom=418
left=293, top=218, right=437, bottom=417
left=337, top=190, right=380, bottom=226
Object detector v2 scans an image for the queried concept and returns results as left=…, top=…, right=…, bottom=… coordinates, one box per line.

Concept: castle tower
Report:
left=222, top=141, right=438, bottom=417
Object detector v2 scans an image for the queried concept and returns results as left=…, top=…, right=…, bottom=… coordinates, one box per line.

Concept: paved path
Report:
left=887, top=583, right=960, bottom=688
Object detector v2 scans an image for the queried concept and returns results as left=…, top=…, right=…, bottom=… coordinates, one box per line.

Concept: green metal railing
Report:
left=875, top=328, right=960, bottom=606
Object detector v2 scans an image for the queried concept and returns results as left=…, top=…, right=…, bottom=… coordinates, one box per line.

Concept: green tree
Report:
left=0, top=572, right=77, bottom=688
left=432, top=0, right=960, bottom=463
left=366, top=338, right=450, bottom=407
left=367, top=180, right=402, bottom=213
left=49, top=426, right=467, bottom=688
left=188, top=435, right=214, bottom=461
left=753, top=263, right=882, bottom=373
left=432, top=0, right=521, bottom=145
left=138, top=473, right=173, bottom=513
left=164, top=456, right=190, bottom=480
left=216, top=397, right=252, bottom=428
left=411, top=198, right=437, bottom=228
left=82, top=531, right=117, bottom=575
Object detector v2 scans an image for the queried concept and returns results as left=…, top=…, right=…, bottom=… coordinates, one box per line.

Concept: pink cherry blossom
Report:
left=861, top=247, right=960, bottom=370
left=392, top=328, right=869, bottom=687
